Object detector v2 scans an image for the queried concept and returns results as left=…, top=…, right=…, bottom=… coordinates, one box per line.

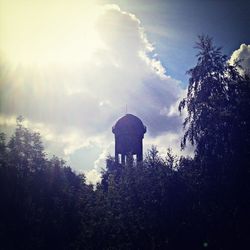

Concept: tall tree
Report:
left=179, top=35, right=245, bottom=167
left=179, top=35, right=250, bottom=249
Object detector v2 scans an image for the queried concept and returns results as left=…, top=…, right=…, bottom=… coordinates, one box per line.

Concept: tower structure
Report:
left=112, top=114, right=146, bottom=164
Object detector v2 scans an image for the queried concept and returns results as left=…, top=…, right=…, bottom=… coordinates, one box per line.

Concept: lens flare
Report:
left=0, top=0, right=104, bottom=67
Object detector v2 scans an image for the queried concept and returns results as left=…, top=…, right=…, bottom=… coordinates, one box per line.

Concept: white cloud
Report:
left=145, top=130, right=194, bottom=160
left=85, top=169, right=101, bottom=185
left=0, top=4, right=185, bottom=184
left=229, top=44, right=250, bottom=75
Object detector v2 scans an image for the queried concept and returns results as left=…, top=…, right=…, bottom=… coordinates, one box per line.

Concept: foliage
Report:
left=1, top=36, right=250, bottom=249
left=0, top=118, right=95, bottom=250
left=179, top=35, right=250, bottom=172
left=178, top=35, right=250, bottom=249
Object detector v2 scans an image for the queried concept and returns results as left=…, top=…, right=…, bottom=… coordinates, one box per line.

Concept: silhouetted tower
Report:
left=112, top=114, right=146, bottom=164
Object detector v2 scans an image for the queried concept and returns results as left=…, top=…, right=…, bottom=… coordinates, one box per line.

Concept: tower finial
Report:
left=126, top=104, right=128, bottom=114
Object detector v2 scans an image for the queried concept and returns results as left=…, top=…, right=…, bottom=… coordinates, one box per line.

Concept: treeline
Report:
left=0, top=36, right=250, bottom=250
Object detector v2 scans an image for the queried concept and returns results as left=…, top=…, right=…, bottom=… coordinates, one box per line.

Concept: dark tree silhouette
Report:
left=179, top=35, right=250, bottom=249
left=0, top=117, right=95, bottom=250
left=1, top=36, right=250, bottom=250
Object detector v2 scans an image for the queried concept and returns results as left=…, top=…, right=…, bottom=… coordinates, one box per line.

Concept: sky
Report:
left=0, top=0, right=250, bottom=183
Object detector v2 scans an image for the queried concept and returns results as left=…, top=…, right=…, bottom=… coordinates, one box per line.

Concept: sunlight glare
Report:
left=0, top=0, right=104, bottom=66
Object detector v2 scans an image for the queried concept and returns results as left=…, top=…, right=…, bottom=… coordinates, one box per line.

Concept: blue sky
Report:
left=101, top=0, right=250, bottom=82
left=0, top=0, right=249, bottom=183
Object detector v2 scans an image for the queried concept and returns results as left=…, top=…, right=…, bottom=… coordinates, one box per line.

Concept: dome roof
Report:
left=112, top=114, right=146, bottom=135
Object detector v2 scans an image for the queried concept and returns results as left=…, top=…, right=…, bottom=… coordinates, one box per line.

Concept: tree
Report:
left=179, top=36, right=244, bottom=165
left=179, top=35, right=250, bottom=249
left=0, top=117, right=95, bottom=250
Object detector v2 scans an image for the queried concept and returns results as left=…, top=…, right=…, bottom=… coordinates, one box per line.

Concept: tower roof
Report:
left=112, top=114, right=146, bottom=135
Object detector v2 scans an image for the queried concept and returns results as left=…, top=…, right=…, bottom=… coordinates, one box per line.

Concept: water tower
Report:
left=112, top=114, right=146, bottom=164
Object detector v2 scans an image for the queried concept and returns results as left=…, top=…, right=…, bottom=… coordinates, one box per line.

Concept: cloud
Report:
left=0, top=4, right=185, bottom=183
left=229, top=44, right=250, bottom=74
left=85, top=169, right=101, bottom=185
